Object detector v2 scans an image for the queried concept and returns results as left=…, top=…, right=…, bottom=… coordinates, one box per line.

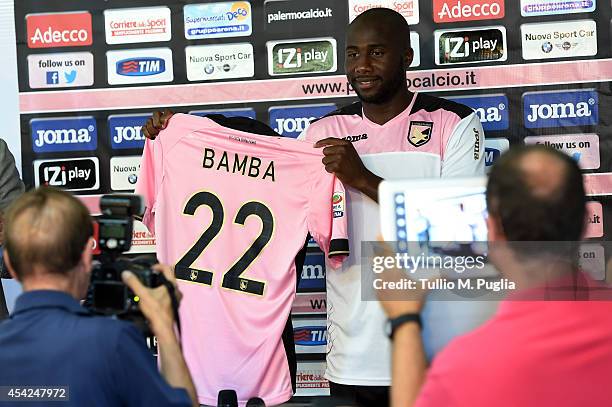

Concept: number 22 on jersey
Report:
left=174, top=190, right=274, bottom=297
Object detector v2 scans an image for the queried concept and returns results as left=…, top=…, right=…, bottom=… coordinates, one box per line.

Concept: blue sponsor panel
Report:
left=30, top=116, right=97, bottom=153
left=523, top=89, right=598, bottom=129
left=190, top=108, right=256, bottom=119
left=484, top=138, right=510, bottom=170
left=448, top=94, right=509, bottom=131
left=269, top=104, right=336, bottom=138
left=298, top=251, right=325, bottom=292
left=108, top=114, right=150, bottom=150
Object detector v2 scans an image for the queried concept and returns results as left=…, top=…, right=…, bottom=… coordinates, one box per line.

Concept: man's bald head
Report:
left=348, top=8, right=411, bottom=52
left=487, top=145, right=586, bottom=242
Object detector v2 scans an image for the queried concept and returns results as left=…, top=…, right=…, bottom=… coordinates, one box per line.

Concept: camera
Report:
left=88, top=194, right=163, bottom=318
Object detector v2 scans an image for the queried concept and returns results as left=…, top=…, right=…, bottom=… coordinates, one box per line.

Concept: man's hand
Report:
left=143, top=109, right=174, bottom=140
left=121, top=264, right=180, bottom=339
left=315, top=137, right=382, bottom=202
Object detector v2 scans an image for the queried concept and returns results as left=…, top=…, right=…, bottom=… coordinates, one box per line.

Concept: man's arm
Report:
left=314, top=137, right=382, bottom=202
left=143, top=109, right=174, bottom=140
left=122, top=264, right=198, bottom=407
left=441, top=113, right=485, bottom=178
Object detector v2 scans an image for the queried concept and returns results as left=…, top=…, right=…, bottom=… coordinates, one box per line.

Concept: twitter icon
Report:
left=64, top=70, right=77, bottom=84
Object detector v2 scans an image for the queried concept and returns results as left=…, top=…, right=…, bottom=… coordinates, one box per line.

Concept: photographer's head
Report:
left=4, top=187, right=94, bottom=298
left=486, top=145, right=585, bottom=276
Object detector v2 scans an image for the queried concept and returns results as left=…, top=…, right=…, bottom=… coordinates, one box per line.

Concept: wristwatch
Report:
left=385, top=313, right=422, bottom=339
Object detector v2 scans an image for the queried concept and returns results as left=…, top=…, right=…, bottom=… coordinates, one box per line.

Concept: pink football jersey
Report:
left=136, top=113, right=348, bottom=406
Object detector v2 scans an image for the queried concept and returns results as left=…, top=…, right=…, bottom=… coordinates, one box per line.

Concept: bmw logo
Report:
left=128, top=174, right=138, bottom=185
left=204, top=64, right=214, bottom=75
left=541, top=42, right=553, bottom=53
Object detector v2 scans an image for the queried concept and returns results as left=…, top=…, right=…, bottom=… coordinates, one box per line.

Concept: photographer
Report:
left=0, top=187, right=198, bottom=406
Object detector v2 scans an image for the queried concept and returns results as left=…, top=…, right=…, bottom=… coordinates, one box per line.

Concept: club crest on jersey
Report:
left=240, top=280, right=248, bottom=291
left=408, top=121, right=433, bottom=147
left=190, top=270, right=198, bottom=281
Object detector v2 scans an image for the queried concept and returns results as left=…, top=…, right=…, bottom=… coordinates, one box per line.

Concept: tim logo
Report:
left=35, top=157, right=99, bottom=191
left=108, top=114, right=150, bottom=149
left=117, top=57, right=165, bottom=76
left=269, top=104, right=336, bottom=138
left=523, top=89, right=598, bottom=128
left=30, top=117, right=97, bottom=153
left=448, top=95, right=509, bottom=131
left=298, top=252, right=325, bottom=292
left=294, top=326, right=327, bottom=346
left=436, top=26, right=506, bottom=65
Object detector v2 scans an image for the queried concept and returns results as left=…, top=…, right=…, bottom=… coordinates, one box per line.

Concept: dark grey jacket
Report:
left=0, top=138, right=25, bottom=319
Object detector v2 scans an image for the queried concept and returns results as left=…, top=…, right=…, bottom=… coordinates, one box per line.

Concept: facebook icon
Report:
left=46, top=71, right=59, bottom=85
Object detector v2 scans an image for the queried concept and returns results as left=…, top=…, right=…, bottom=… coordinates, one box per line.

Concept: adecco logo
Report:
left=27, top=11, right=92, bottom=49
left=433, top=0, right=504, bottom=23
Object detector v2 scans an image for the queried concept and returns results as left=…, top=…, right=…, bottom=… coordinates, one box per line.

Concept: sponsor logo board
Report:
left=523, top=89, right=598, bottom=128
left=267, top=38, right=337, bottom=76
left=579, top=243, right=605, bottom=281
left=190, top=108, right=256, bottom=119
left=186, top=43, right=254, bottom=81
left=435, top=26, right=507, bottom=65
left=448, top=94, right=509, bottom=131
left=268, top=104, right=336, bottom=138
left=348, top=0, right=419, bottom=24
left=584, top=202, right=603, bottom=239
left=110, top=156, right=141, bottom=191
left=298, top=251, right=326, bottom=292
left=104, top=6, right=171, bottom=44
left=484, top=138, right=510, bottom=170
left=27, top=52, right=93, bottom=89
left=184, top=2, right=252, bottom=39
left=264, top=0, right=337, bottom=34
left=106, top=48, right=173, bottom=85
left=410, top=32, right=420, bottom=67
left=34, top=157, right=99, bottom=192
left=296, top=361, right=330, bottom=397
left=125, top=220, right=156, bottom=254
left=520, top=0, right=596, bottom=17
left=30, top=116, right=97, bottom=153
left=108, top=114, right=149, bottom=150
left=293, top=318, right=327, bottom=353
left=27, top=11, right=92, bottom=48
left=434, top=0, right=505, bottom=23
left=521, top=20, right=597, bottom=60
left=524, top=134, right=600, bottom=170
left=292, top=292, right=327, bottom=315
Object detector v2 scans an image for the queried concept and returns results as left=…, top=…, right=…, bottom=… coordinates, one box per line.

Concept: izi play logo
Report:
left=267, top=38, right=337, bottom=75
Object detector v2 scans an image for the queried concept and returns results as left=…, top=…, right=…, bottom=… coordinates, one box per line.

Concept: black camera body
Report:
left=89, top=195, right=162, bottom=317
